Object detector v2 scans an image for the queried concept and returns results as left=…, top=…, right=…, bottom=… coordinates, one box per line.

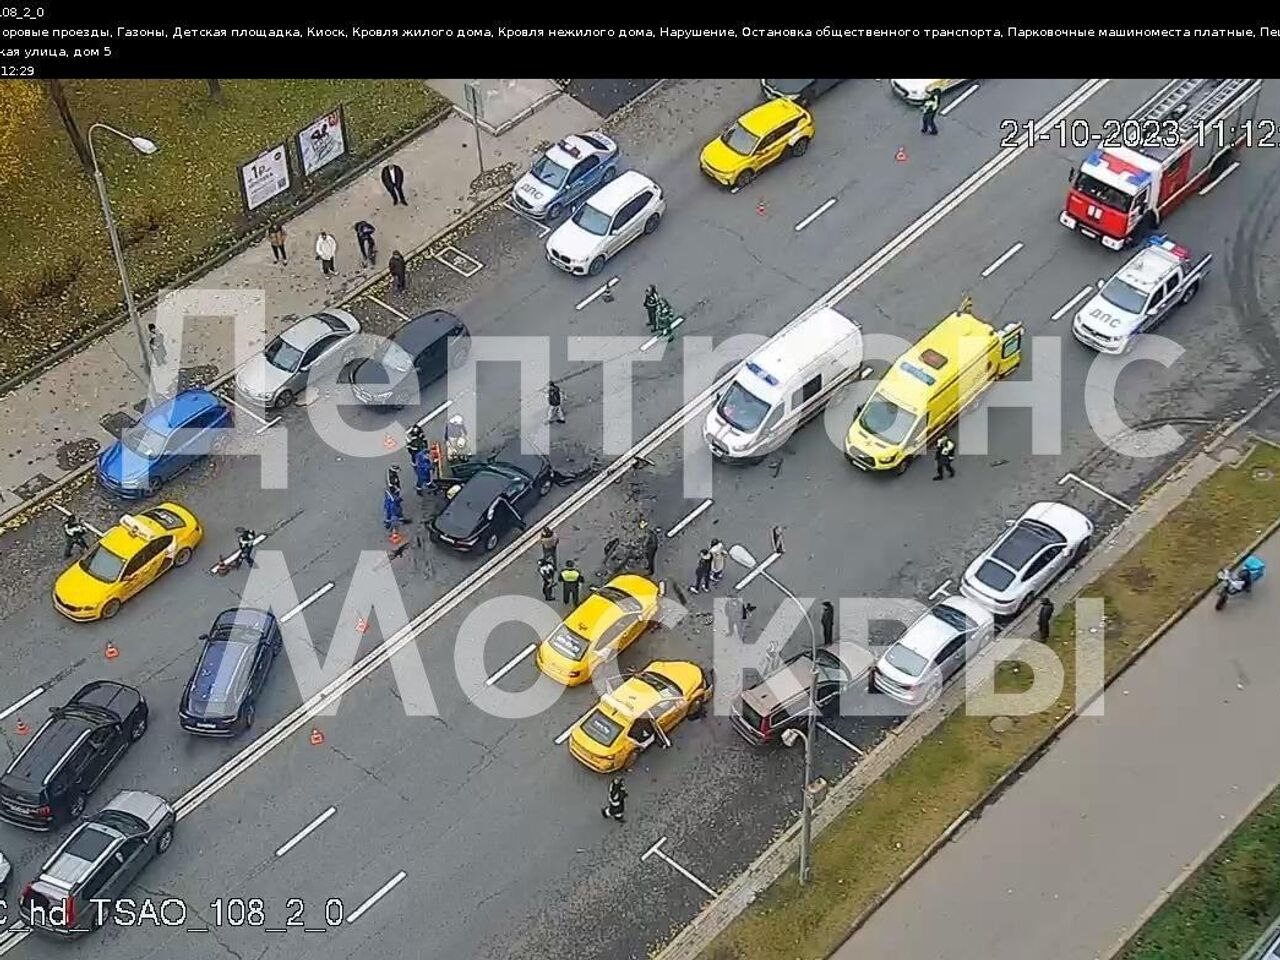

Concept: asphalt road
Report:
left=0, top=77, right=1278, bottom=960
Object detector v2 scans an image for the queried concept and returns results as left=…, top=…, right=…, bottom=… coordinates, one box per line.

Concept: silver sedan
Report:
left=235, top=309, right=362, bottom=409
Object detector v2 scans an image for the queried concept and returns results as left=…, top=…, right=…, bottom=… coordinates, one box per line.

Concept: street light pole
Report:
left=729, top=543, right=819, bottom=885
left=89, top=122, right=158, bottom=403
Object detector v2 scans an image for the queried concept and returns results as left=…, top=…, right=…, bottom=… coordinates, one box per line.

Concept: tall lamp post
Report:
left=88, top=122, right=158, bottom=402
left=729, top=543, right=819, bottom=885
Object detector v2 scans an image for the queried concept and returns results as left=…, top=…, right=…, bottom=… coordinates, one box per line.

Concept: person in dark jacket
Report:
left=237, top=528, right=259, bottom=569
left=643, top=285, right=660, bottom=332
left=820, top=600, right=835, bottom=646
left=601, top=776, right=627, bottom=822
left=388, top=249, right=408, bottom=292
left=354, top=220, right=377, bottom=266
left=381, top=163, right=407, bottom=205
left=642, top=520, right=660, bottom=575
left=1037, top=597, right=1055, bottom=642
left=921, top=88, right=941, bottom=135
left=62, top=513, right=89, bottom=558
left=690, top=548, right=712, bottom=594
left=537, top=558, right=556, bottom=601
left=546, top=380, right=566, bottom=424
left=386, top=463, right=401, bottom=495
left=405, top=423, right=426, bottom=462
left=539, top=527, right=559, bottom=568
left=933, top=435, right=956, bottom=480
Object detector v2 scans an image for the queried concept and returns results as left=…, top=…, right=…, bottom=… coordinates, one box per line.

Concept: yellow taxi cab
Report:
left=535, top=574, right=660, bottom=686
left=699, top=98, right=815, bottom=189
left=568, top=660, right=713, bottom=773
left=844, top=299, right=1023, bottom=475
left=53, top=503, right=203, bottom=622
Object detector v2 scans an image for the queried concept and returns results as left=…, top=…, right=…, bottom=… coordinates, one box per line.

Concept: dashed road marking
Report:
left=642, top=837, right=718, bottom=897
left=0, top=687, right=45, bottom=722
left=733, top=551, right=782, bottom=592
left=486, top=643, right=536, bottom=686
left=221, top=392, right=282, bottom=431
left=275, top=806, right=336, bottom=857
left=1051, top=285, right=1093, bottom=322
left=434, top=246, right=484, bottom=278
left=929, top=579, right=953, bottom=600
left=280, top=582, right=335, bottom=623
left=208, top=532, right=267, bottom=574
left=576, top=277, right=620, bottom=310
left=641, top=317, right=684, bottom=352
left=816, top=721, right=866, bottom=756
left=941, top=83, right=979, bottom=115
left=667, top=499, right=713, bottom=538
left=51, top=503, right=104, bottom=539
left=366, top=295, right=411, bottom=321
left=795, top=198, right=837, bottom=232
left=416, top=399, right=453, bottom=428
left=981, top=242, right=1023, bottom=278
left=1058, top=471, right=1134, bottom=512
left=1199, top=161, right=1240, bottom=196
left=347, top=870, right=407, bottom=923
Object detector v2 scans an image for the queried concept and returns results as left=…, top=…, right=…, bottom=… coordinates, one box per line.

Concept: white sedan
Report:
left=890, top=79, right=970, bottom=104
left=545, top=170, right=665, bottom=277
left=960, top=501, right=1093, bottom=619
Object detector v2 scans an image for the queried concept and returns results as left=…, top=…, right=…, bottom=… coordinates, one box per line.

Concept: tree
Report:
left=0, top=81, right=43, bottom=187
left=206, top=79, right=224, bottom=102
left=43, top=79, right=92, bottom=177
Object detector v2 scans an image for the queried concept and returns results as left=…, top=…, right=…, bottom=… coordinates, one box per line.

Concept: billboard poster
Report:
left=297, top=105, right=347, bottom=177
left=239, top=142, right=291, bottom=212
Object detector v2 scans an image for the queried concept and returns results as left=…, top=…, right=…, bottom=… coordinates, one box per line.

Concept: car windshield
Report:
left=859, top=396, right=918, bottom=445
left=721, top=122, right=759, bottom=155
left=376, top=341, right=414, bottom=374
left=1099, top=277, right=1149, bottom=314
left=1074, top=172, right=1135, bottom=212
left=188, top=640, right=253, bottom=716
left=546, top=623, right=590, bottom=662
left=581, top=709, right=623, bottom=748
left=976, top=559, right=1016, bottom=591
left=263, top=336, right=303, bottom=373
left=597, top=585, right=644, bottom=613
left=571, top=201, right=611, bottom=236
left=717, top=382, right=771, bottom=433
left=531, top=154, right=569, bottom=189
left=121, top=423, right=168, bottom=459
left=637, top=670, right=682, bottom=700
left=80, top=544, right=126, bottom=583
left=931, top=603, right=978, bottom=633
left=814, top=648, right=849, bottom=683
left=883, top=642, right=928, bottom=679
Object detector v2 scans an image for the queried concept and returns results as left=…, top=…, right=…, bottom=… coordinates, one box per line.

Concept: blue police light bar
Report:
left=745, top=361, right=779, bottom=387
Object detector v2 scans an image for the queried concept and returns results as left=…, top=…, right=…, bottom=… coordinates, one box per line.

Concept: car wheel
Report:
left=894, top=456, right=912, bottom=476
left=173, top=546, right=192, bottom=568
left=602, top=165, right=618, bottom=184
left=1180, top=280, right=1200, bottom=305
left=789, top=137, right=811, bottom=158
left=922, top=681, right=942, bottom=708
left=643, top=212, right=661, bottom=235
left=242, top=702, right=256, bottom=732
left=1073, top=536, right=1092, bottom=564
left=68, top=793, right=86, bottom=819
left=735, top=168, right=756, bottom=189
left=275, top=388, right=295, bottom=410
left=484, top=531, right=500, bottom=552
left=538, top=475, right=553, bottom=496
left=157, top=826, right=174, bottom=854
left=128, top=713, right=148, bottom=742
left=449, top=337, right=471, bottom=368
left=588, top=256, right=606, bottom=277
left=101, top=598, right=121, bottom=620
left=547, top=201, right=563, bottom=221
left=690, top=695, right=707, bottom=720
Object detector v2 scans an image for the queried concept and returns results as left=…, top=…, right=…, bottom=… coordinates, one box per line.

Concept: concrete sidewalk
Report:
left=831, top=532, right=1280, bottom=960
left=0, top=82, right=598, bottom=512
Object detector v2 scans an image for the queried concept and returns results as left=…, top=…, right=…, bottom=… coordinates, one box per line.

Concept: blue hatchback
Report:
left=96, top=389, right=232, bottom=498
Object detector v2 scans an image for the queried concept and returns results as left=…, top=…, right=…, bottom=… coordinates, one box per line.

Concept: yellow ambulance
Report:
left=844, top=300, right=1023, bottom=474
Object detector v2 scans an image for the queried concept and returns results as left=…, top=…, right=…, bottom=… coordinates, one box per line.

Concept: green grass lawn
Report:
left=0, top=79, right=448, bottom=382
left=1117, top=784, right=1280, bottom=960
left=700, top=440, right=1280, bottom=960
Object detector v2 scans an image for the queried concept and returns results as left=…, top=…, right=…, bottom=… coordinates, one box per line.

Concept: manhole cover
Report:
left=1253, top=467, right=1274, bottom=482
left=990, top=716, right=1013, bottom=734
left=1214, top=445, right=1243, bottom=464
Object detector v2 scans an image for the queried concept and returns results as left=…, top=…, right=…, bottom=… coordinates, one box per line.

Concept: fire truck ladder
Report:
left=1135, top=79, right=1209, bottom=124
left=1168, top=79, right=1257, bottom=141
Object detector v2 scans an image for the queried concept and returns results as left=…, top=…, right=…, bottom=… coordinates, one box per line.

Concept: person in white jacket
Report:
left=315, top=231, right=338, bottom=275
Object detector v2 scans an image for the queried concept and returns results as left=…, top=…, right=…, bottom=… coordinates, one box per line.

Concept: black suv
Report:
left=350, top=310, right=470, bottom=409
left=429, top=452, right=553, bottom=553
left=179, top=607, right=282, bottom=736
left=0, top=681, right=148, bottom=830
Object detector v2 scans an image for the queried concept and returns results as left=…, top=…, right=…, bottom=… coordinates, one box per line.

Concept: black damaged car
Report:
left=429, top=452, right=553, bottom=553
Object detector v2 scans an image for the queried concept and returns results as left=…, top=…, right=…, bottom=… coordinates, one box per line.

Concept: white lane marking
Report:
left=733, top=551, right=781, bottom=592
left=821, top=79, right=1111, bottom=312
left=366, top=295, right=411, bottom=321
left=0, top=687, right=45, bottom=722
left=928, top=579, right=953, bottom=600
left=667, top=499, right=713, bottom=538
left=51, top=503, right=104, bottom=538
left=434, top=246, right=484, bottom=278
left=415, top=399, right=453, bottom=428
left=207, top=533, right=267, bottom=574
left=940, top=83, right=979, bottom=116
left=576, top=277, right=621, bottom=310
left=502, top=200, right=552, bottom=238
left=641, top=317, right=685, bottom=351
left=980, top=241, right=1023, bottom=278
left=860, top=365, right=874, bottom=379
left=0, top=926, right=30, bottom=953
left=555, top=708, right=593, bottom=745
left=221, top=393, right=273, bottom=427
left=254, top=416, right=283, bottom=435
left=346, top=870, right=407, bottom=924
left=1058, top=471, right=1134, bottom=512
left=816, top=722, right=866, bottom=756
left=279, top=582, right=335, bottom=623
left=486, top=643, right=536, bottom=686
left=1199, top=161, right=1240, bottom=196
left=794, top=198, right=837, bottom=232
left=642, top=837, right=718, bottom=897
left=158, top=78, right=1116, bottom=831
left=1051, top=285, right=1094, bottom=322
left=274, top=806, right=337, bottom=858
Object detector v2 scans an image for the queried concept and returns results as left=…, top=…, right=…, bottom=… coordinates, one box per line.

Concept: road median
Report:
left=680, top=437, right=1280, bottom=960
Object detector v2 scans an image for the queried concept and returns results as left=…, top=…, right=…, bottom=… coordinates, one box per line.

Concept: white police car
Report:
left=1072, top=235, right=1211, bottom=355
left=510, top=132, right=620, bottom=221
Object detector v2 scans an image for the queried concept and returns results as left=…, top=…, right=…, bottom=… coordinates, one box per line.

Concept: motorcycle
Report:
left=1214, top=555, right=1265, bottom=611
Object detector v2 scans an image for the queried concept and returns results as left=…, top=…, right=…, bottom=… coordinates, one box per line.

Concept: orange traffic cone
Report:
left=309, top=728, right=325, bottom=745
left=104, top=642, right=119, bottom=660
left=356, top=616, right=369, bottom=634
left=15, top=718, right=29, bottom=736
left=895, top=146, right=908, bottom=162
left=383, top=434, right=397, bottom=450
left=756, top=200, right=767, bottom=216
left=389, top=528, right=404, bottom=546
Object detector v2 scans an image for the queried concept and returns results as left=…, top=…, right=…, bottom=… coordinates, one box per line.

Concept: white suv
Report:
left=545, top=170, right=664, bottom=276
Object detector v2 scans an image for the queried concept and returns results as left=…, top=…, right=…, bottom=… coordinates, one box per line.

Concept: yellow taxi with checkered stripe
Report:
left=535, top=574, right=660, bottom=686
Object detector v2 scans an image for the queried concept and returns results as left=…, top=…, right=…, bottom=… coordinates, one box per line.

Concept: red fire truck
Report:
left=1060, top=79, right=1262, bottom=250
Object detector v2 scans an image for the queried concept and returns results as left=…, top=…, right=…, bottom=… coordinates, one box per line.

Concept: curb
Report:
left=0, top=100, right=456, bottom=398
left=452, top=87, right=563, bottom=136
